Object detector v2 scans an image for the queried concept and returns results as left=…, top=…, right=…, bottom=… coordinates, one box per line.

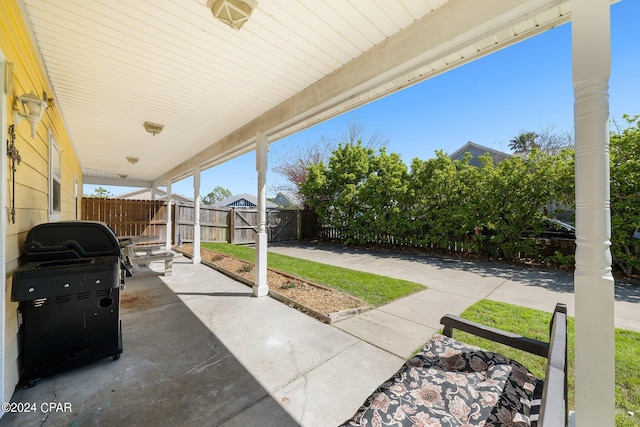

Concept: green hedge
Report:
left=301, top=116, right=640, bottom=273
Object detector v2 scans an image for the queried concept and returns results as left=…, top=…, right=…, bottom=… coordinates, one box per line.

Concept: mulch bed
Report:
left=176, top=244, right=369, bottom=322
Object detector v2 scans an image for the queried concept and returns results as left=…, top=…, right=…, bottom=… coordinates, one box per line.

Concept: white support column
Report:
left=150, top=187, right=156, bottom=200
left=193, top=166, right=202, bottom=264
left=572, top=1, right=614, bottom=426
left=254, top=132, right=269, bottom=297
left=166, top=181, right=172, bottom=251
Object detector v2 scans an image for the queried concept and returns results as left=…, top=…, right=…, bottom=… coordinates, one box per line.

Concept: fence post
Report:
left=229, top=208, right=235, bottom=244
left=171, top=203, right=176, bottom=245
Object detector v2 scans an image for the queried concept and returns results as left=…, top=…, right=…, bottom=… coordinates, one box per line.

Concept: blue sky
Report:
left=89, top=0, right=639, bottom=200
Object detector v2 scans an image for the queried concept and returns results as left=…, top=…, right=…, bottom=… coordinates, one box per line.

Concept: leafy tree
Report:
left=404, top=156, right=438, bottom=244
left=405, top=149, right=572, bottom=259
left=202, top=186, right=232, bottom=205
left=407, top=152, right=481, bottom=250
left=509, top=127, right=574, bottom=155
left=358, top=149, right=409, bottom=242
left=477, top=149, right=574, bottom=259
left=301, top=142, right=376, bottom=242
left=90, top=186, right=112, bottom=198
left=610, top=114, right=640, bottom=275
left=272, top=117, right=390, bottom=202
left=509, top=131, right=539, bottom=153
left=302, top=140, right=576, bottom=260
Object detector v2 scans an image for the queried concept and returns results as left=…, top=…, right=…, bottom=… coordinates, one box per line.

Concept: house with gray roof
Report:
left=449, top=141, right=510, bottom=167
left=113, top=188, right=193, bottom=204
left=273, top=192, right=303, bottom=209
left=213, top=193, right=278, bottom=210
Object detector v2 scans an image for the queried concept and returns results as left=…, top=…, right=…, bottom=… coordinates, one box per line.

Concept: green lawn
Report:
left=452, top=300, right=640, bottom=427
left=199, top=242, right=424, bottom=307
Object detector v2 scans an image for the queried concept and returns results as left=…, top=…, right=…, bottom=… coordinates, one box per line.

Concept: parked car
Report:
left=535, top=219, right=575, bottom=240
left=471, top=218, right=575, bottom=240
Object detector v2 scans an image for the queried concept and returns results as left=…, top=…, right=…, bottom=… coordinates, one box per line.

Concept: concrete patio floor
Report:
left=2, top=242, right=639, bottom=426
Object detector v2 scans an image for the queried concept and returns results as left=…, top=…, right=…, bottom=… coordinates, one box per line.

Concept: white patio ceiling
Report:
left=19, top=0, right=574, bottom=188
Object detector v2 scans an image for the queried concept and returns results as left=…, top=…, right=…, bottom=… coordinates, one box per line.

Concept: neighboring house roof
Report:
left=273, top=192, right=303, bottom=208
left=449, top=141, right=511, bottom=167
left=213, top=193, right=278, bottom=209
left=113, top=188, right=193, bottom=204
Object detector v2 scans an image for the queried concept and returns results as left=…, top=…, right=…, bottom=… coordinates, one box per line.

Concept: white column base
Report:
left=574, top=271, right=615, bottom=426
left=253, top=232, right=269, bottom=297
left=192, top=231, right=201, bottom=264
left=252, top=285, right=269, bottom=297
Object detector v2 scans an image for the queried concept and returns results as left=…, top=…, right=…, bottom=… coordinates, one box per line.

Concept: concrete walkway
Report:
left=2, top=243, right=638, bottom=426
left=269, top=242, right=640, bottom=353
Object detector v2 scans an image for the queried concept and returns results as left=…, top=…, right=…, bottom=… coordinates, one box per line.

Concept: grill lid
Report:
left=25, top=221, right=121, bottom=258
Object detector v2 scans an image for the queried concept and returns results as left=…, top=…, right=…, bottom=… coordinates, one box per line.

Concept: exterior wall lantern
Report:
left=13, top=91, right=48, bottom=138
left=207, top=0, right=257, bottom=30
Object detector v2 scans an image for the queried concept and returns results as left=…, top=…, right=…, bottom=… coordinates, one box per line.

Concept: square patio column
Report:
left=166, top=181, right=172, bottom=251
left=254, top=132, right=269, bottom=297
left=193, top=166, right=202, bottom=264
left=572, top=0, right=614, bottom=425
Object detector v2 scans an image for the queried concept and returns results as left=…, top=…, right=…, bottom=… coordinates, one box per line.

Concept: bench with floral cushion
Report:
left=341, top=303, right=567, bottom=427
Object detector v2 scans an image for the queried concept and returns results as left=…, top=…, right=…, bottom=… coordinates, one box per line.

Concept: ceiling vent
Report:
left=207, top=0, right=257, bottom=30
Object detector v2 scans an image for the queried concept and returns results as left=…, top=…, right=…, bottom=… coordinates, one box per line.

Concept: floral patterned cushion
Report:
left=341, top=334, right=540, bottom=427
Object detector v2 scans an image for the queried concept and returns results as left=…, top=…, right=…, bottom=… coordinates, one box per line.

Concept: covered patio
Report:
left=2, top=240, right=638, bottom=425
left=1, top=0, right=620, bottom=425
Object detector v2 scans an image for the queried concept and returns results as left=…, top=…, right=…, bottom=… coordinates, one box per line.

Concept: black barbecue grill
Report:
left=12, top=221, right=125, bottom=386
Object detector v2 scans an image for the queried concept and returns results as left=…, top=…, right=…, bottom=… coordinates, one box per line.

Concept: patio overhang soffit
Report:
left=17, top=0, right=587, bottom=188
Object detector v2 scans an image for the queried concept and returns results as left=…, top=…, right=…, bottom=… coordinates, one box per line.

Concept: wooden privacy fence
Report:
left=82, top=198, right=167, bottom=243
left=82, top=198, right=300, bottom=245
left=174, top=203, right=230, bottom=243
left=176, top=203, right=300, bottom=244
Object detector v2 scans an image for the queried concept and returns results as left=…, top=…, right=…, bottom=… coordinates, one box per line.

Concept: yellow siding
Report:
left=1, top=0, right=83, bottom=400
